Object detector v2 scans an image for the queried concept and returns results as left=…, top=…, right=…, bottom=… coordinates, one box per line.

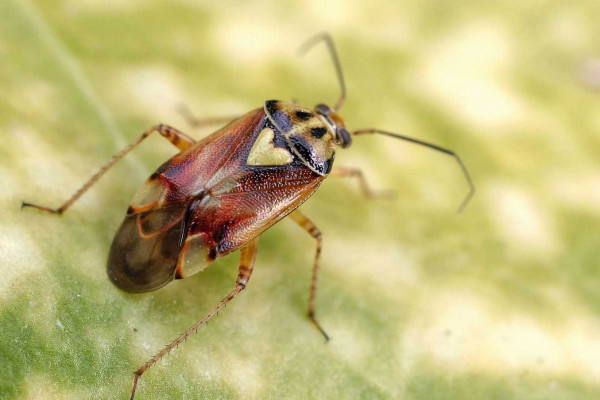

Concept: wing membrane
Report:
left=107, top=202, right=188, bottom=293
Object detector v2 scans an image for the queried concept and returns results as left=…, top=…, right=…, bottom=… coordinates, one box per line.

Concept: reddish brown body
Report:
left=108, top=105, right=327, bottom=292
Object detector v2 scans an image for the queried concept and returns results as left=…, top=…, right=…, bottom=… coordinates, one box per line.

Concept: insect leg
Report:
left=353, top=129, right=475, bottom=213
left=178, top=104, right=239, bottom=128
left=329, top=167, right=395, bottom=199
left=21, top=124, right=196, bottom=215
left=289, top=211, right=329, bottom=341
left=130, top=237, right=259, bottom=400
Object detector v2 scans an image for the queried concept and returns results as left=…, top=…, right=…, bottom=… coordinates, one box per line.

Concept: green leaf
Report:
left=2, top=1, right=600, bottom=399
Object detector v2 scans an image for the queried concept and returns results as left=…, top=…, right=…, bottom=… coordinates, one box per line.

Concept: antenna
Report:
left=299, top=33, right=347, bottom=112
left=354, top=129, right=476, bottom=213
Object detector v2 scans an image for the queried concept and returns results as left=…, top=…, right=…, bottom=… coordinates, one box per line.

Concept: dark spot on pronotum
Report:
left=291, top=136, right=313, bottom=163
left=295, top=110, right=313, bottom=120
left=265, top=100, right=293, bottom=132
left=149, top=172, right=159, bottom=180
left=311, top=127, right=328, bottom=139
left=265, top=100, right=279, bottom=115
left=127, top=206, right=134, bottom=214
left=290, top=136, right=329, bottom=175
left=269, top=123, right=291, bottom=150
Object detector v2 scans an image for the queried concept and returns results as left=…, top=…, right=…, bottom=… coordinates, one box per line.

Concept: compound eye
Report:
left=337, top=127, right=352, bottom=148
left=315, top=104, right=331, bottom=115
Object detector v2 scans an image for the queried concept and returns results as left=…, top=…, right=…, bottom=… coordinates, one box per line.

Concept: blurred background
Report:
left=2, top=0, right=600, bottom=399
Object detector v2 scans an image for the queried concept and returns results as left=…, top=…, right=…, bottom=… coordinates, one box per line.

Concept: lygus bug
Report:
left=23, top=33, right=474, bottom=399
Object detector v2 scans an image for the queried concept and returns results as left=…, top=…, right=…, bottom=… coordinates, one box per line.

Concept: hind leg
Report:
left=130, top=237, right=259, bottom=399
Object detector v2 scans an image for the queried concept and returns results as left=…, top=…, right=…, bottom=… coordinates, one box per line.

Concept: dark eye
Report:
left=315, top=104, right=331, bottom=115
left=338, top=128, right=352, bottom=148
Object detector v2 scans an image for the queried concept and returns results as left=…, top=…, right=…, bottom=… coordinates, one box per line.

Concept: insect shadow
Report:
left=22, top=33, right=475, bottom=399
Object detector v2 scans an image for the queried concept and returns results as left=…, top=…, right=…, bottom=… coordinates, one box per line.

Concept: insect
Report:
left=22, top=33, right=474, bottom=399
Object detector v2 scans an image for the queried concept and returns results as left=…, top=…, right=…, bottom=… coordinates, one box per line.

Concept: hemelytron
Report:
left=22, top=33, right=475, bottom=399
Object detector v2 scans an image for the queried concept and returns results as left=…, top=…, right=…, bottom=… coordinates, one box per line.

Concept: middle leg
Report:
left=289, top=210, right=329, bottom=341
left=329, top=167, right=394, bottom=199
left=178, top=104, right=240, bottom=129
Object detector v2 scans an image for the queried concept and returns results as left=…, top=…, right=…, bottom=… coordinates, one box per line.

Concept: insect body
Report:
left=22, top=34, right=474, bottom=399
left=109, top=101, right=337, bottom=292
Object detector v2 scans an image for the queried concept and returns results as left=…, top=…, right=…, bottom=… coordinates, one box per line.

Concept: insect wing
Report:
left=107, top=201, right=190, bottom=292
left=107, top=110, right=267, bottom=291
left=190, top=165, right=324, bottom=255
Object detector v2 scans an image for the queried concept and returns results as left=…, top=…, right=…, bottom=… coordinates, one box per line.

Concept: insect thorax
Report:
left=263, top=100, right=336, bottom=175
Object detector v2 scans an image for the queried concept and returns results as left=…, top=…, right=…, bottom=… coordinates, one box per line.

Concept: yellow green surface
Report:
left=2, top=1, right=600, bottom=399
